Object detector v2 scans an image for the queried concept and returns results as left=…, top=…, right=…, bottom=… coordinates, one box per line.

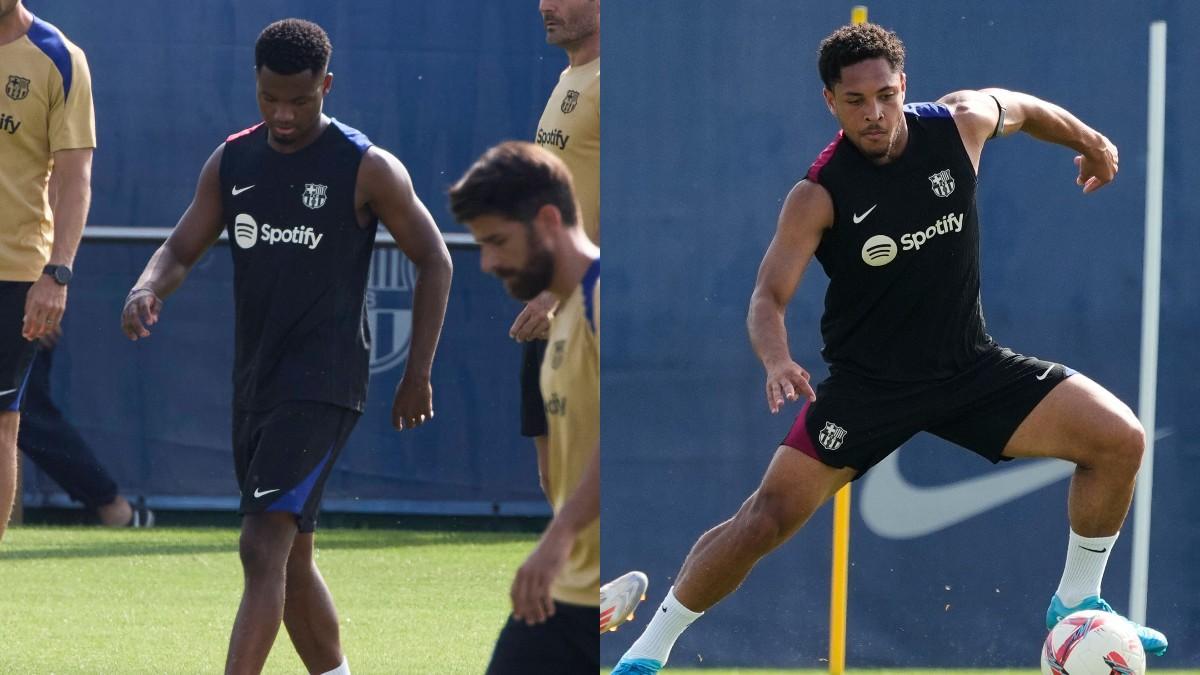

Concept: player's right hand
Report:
left=121, top=288, right=163, bottom=340
left=510, top=290, right=557, bottom=342
left=764, top=359, right=815, bottom=413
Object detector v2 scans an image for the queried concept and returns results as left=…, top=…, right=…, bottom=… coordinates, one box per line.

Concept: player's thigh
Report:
left=744, top=445, right=856, bottom=533
left=1002, top=373, right=1143, bottom=465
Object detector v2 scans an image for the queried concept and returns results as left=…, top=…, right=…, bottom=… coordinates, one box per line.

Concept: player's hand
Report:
left=392, top=373, right=433, bottom=431
left=22, top=276, right=66, bottom=341
left=509, top=290, right=557, bottom=342
left=510, top=526, right=573, bottom=626
left=37, top=325, right=63, bottom=350
left=120, top=287, right=163, bottom=340
left=1075, top=136, right=1118, bottom=193
left=764, top=358, right=815, bottom=413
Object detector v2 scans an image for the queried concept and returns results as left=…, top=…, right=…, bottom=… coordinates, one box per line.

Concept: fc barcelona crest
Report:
left=928, top=169, right=955, bottom=198
left=551, top=340, right=566, bottom=369
left=302, top=183, right=328, bottom=210
left=6, top=75, right=30, bottom=101
left=560, top=89, right=580, bottom=114
left=818, top=421, right=848, bottom=451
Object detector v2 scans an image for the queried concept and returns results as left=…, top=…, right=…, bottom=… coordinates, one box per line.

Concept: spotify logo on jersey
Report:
left=861, top=234, right=898, bottom=266
left=234, top=213, right=258, bottom=249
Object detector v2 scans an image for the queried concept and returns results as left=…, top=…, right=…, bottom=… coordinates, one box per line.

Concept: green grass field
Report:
left=0, top=526, right=535, bottom=673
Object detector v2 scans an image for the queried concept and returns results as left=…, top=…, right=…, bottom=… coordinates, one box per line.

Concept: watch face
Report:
left=50, top=266, right=71, bottom=284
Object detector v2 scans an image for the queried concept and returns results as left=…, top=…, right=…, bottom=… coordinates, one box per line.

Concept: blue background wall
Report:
left=21, top=1, right=566, bottom=515
left=603, top=0, right=1199, bottom=668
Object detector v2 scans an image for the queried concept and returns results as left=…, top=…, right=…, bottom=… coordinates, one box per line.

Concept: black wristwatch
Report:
left=42, top=264, right=73, bottom=285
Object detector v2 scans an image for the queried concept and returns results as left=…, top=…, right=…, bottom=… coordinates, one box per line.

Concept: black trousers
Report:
left=18, top=347, right=119, bottom=510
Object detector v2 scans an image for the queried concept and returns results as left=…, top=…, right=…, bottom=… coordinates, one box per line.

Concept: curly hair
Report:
left=255, top=19, right=332, bottom=75
left=448, top=142, right=579, bottom=229
left=817, top=23, right=905, bottom=90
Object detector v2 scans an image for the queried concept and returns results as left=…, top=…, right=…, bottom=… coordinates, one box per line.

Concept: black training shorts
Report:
left=233, top=400, right=360, bottom=532
left=520, top=338, right=549, bottom=437
left=0, top=281, right=37, bottom=412
left=484, top=601, right=598, bottom=675
left=784, top=346, right=1075, bottom=478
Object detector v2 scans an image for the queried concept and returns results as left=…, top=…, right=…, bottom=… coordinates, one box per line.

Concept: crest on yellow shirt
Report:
left=560, top=90, right=580, bottom=114
left=5, top=75, right=30, bottom=101
left=551, top=340, right=566, bottom=369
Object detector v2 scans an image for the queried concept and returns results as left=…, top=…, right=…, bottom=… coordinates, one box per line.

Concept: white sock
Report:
left=319, top=658, right=350, bottom=675
left=1055, top=530, right=1118, bottom=607
left=622, top=586, right=704, bottom=665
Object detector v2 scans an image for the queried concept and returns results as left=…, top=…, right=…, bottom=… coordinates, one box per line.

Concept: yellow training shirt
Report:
left=0, top=15, right=95, bottom=281
left=536, top=57, right=599, bottom=245
left=542, top=259, right=600, bottom=606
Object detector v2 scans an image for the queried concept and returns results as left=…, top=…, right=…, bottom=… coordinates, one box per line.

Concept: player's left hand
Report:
left=392, top=374, right=433, bottom=431
left=22, top=276, right=66, bottom=341
left=510, top=526, right=573, bottom=625
left=510, top=290, right=557, bottom=342
left=1075, top=136, right=1118, bottom=193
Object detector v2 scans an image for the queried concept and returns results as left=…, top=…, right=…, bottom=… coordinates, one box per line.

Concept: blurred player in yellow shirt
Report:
left=0, top=0, right=95, bottom=542
left=451, top=142, right=598, bottom=673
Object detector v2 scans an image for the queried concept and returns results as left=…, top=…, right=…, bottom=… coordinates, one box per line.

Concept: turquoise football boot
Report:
left=1046, top=594, right=1168, bottom=656
left=611, top=657, right=665, bottom=674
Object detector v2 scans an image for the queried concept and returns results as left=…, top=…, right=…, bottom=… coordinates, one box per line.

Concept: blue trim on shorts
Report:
left=266, top=442, right=334, bottom=514
left=4, top=355, right=36, bottom=412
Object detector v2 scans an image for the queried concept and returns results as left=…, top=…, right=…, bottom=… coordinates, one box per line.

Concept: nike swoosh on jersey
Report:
left=0, top=388, right=17, bottom=396
left=860, top=451, right=1075, bottom=539
left=1036, top=363, right=1055, bottom=380
left=253, top=487, right=281, bottom=498
left=232, top=185, right=256, bottom=195
left=852, top=204, right=878, bottom=223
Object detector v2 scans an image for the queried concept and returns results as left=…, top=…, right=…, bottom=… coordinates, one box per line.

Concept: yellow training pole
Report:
left=830, top=9, right=865, bottom=675
left=829, top=484, right=851, bottom=675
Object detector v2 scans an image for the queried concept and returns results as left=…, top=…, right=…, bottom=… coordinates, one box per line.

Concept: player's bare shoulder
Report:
left=938, top=89, right=1000, bottom=171
left=355, top=145, right=418, bottom=218
left=779, top=178, right=835, bottom=238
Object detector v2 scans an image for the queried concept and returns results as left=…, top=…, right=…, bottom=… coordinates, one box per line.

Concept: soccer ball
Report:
left=1041, top=609, right=1146, bottom=675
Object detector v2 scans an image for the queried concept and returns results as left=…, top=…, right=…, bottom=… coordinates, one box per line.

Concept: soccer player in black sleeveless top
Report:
left=120, top=20, right=452, bottom=675
left=612, top=23, right=1164, bottom=673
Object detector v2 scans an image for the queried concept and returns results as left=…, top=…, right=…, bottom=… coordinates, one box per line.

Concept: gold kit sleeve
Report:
left=541, top=276, right=600, bottom=606
left=536, top=58, right=599, bottom=245
left=0, top=21, right=96, bottom=281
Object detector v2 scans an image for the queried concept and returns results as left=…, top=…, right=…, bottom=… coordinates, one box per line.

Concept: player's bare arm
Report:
left=940, top=88, right=1117, bottom=192
left=23, top=147, right=92, bottom=341
left=121, top=144, right=226, bottom=340
left=358, top=146, right=453, bottom=431
left=748, top=179, right=833, bottom=413
left=511, top=290, right=557, bottom=342
left=511, top=442, right=599, bottom=626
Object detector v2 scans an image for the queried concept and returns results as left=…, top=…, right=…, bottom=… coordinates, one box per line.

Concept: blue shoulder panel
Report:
left=904, top=102, right=952, bottom=118
left=332, top=118, right=373, bottom=154
left=28, top=16, right=73, bottom=101
left=582, top=258, right=599, bottom=332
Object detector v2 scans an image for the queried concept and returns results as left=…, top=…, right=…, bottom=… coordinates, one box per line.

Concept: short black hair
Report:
left=817, top=23, right=905, bottom=90
left=448, top=141, right=579, bottom=228
left=255, top=19, right=332, bottom=75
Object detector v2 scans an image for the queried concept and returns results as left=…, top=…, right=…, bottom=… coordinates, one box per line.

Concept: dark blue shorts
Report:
left=233, top=400, right=360, bottom=532
left=0, top=281, right=37, bottom=412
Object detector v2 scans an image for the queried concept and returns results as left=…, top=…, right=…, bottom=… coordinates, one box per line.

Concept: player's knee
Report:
left=737, top=491, right=802, bottom=552
left=238, top=532, right=287, bottom=576
left=1109, top=418, right=1145, bottom=474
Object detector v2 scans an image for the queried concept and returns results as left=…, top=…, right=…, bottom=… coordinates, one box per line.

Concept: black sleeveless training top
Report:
left=219, top=119, right=376, bottom=411
left=806, top=102, right=993, bottom=382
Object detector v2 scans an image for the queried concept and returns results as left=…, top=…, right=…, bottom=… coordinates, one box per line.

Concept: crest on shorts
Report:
left=366, top=249, right=414, bottom=375
left=561, top=89, right=580, bottom=114
left=302, top=183, right=328, bottom=210
left=551, top=340, right=566, bottom=369
left=818, top=421, right=848, bottom=451
left=928, top=169, right=955, bottom=198
left=6, top=75, right=30, bottom=101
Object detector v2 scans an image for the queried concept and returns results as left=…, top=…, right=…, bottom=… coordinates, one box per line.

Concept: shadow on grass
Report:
left=1, top=528, right=536, bottom=561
